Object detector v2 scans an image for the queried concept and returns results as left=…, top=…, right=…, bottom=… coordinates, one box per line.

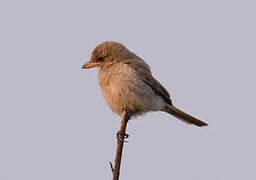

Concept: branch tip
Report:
left=109, top=161, right=114, bottom=173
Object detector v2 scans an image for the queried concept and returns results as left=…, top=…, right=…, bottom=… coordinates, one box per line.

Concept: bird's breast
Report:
left=98, top=63, right=165, bottom=116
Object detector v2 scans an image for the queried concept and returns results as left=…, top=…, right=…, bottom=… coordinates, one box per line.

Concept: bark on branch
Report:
left=110, top=110, right=131, bottom=180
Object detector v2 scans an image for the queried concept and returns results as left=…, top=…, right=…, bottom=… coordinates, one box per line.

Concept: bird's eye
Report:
left=97, top=57, right=104, bottom=61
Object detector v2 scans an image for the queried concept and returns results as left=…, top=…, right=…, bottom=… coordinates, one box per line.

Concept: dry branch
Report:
left=110, top=110, right=131, bottom=180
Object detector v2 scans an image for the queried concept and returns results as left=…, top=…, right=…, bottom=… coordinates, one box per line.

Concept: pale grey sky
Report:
left=0, top=0, right=256, bottom=179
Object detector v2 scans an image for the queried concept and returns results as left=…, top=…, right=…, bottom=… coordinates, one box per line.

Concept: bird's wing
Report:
left=123, top=59, right=173, bottom=105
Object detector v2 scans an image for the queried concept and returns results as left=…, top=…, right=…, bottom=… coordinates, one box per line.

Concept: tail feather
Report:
left=165, top=106, right=208, bottom=127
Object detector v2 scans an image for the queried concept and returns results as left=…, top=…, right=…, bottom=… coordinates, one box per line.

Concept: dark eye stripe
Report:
left=97, top=57, right=104, bottom=61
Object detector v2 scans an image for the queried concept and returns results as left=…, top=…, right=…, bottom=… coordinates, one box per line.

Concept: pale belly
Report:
left=98, top=63, right=166, bottom=116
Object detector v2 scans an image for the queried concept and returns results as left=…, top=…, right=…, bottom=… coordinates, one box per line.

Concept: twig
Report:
left=110, top=110, right=131, bottom=180
left=109, top=161, right=114, bottom=174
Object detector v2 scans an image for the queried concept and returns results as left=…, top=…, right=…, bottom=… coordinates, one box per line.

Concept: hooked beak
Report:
left=82, top=60, right=101, bottom=69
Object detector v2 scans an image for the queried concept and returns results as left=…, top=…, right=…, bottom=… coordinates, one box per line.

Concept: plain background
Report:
left=1, top=0, right=256, bottom=179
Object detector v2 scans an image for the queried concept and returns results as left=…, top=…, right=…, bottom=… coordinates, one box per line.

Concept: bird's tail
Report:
left=165, top=105, right=208, bottom=127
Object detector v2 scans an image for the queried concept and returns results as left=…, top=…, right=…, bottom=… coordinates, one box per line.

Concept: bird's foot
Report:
left=116, top=131, right=129, bottom=142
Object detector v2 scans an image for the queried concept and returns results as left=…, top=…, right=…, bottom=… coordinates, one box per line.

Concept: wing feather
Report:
left=123, top=59, right=173, bottom=105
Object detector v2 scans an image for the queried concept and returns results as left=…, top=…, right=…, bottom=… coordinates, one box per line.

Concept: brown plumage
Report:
left=82, top=41, right=207, bottom=127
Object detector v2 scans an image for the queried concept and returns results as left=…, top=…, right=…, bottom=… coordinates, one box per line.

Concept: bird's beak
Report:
left=82, top=60, right=101, bottom=69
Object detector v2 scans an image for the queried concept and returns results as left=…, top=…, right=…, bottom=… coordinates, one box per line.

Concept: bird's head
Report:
left=82, top=41, right=137, bottom=69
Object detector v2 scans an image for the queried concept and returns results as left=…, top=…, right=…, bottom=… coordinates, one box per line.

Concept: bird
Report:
left=82, top=41, right=207, bottom=127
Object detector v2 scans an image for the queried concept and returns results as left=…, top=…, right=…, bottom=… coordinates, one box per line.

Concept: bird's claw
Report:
left=116, top=131, right=129, bottom=142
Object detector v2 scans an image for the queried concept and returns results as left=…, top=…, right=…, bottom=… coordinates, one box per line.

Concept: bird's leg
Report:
left=123, top=110, right=131, bottom=122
